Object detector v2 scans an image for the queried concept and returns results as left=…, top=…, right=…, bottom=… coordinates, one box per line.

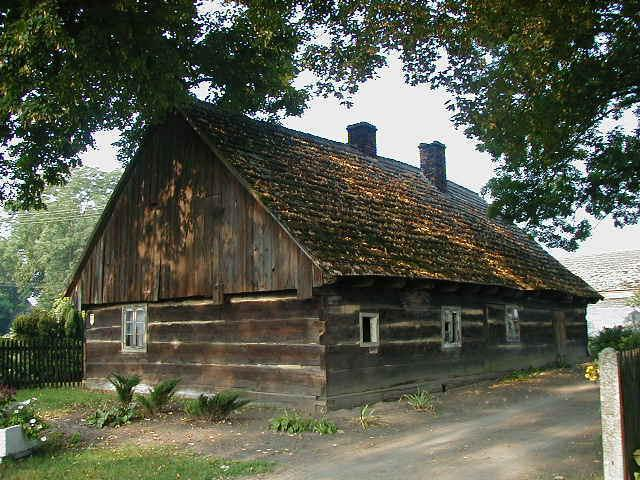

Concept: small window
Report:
left=359, top=312, right=379, bottom=347
left=122, top=304, right=147, bottom=352
left=505, top=305, right=520, bottom=343
left=442, top=306, right=462, bottom=348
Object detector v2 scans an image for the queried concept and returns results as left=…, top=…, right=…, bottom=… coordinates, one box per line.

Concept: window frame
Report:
left=505, top=305, right=521, bottom=343
left=441, top=306, right=462, bottom=349
left=121, top=304, right=148, bottom=353
left=359, top=312, right=380, bottom=347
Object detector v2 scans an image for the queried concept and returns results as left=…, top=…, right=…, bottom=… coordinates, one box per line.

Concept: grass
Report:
left=269, top=410, right=338, bottom=434
left=15, top=387, right=114, bottom=414
left=497, top=363, right=571, bottom=384
left=0, top=444, right=274, bottom=480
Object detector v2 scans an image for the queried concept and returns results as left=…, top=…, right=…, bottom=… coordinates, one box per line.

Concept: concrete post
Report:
left=599, top=347, right=625, bottom=480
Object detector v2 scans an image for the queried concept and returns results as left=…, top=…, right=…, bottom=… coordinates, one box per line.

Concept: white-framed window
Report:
left=505, top=305, right=521, bottom=343
left=441, top=306, right=462, bottom=348
left=359, top=312, right=379, bottom=347
left=122, top=304, right=147, bottom=352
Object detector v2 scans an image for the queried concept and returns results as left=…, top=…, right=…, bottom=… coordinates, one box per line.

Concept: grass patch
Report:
left=0, top=444, right=274, bottom=480
left=269, top=410, right=337, bottom=434
left=15, top=387, right=113, bottom=414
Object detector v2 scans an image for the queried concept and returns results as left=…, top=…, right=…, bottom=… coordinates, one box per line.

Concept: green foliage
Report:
left=629, top=290, right=640, bottom=308
left=312, top=418, right=338, bottom=435
left=588, top=326, right=640, bottom=358
left=356, top=404, right=381, bottom=431
left=136, top=378, right=180, bottom=416
left=86, top=405, right=137, bottom=429
left=52, top=297, right=83, bottom=339
left=107, top=373, right=141, bottom=408
left=184, top=391, right=251, bottom=422
left=12, top=308, right=64, bottom=339
left=0, top=284, right=29, bottom=335
left=0, top=393, right=48, bottom=441
left=1, top=167, right=120, bottom=309
left=402, top=388, right=438, bottom=415
left=269, top=410, right=337, bottom=435
left=0, top=445, right=274, bottom=480
left=10, top=299, right=82, bottom=339
left=0, top=2, right=307, bottom=210
left=296, top=1, right=640, bottom=249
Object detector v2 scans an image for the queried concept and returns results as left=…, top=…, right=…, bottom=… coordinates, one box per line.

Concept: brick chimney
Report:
left=419, top=141, right=447, bottom=193
left=346, top=122, right=377, bottom=157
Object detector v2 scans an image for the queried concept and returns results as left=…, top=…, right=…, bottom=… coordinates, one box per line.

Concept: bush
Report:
left=589, top=326, right=640, bottom=358
left=52, top=297, right=83, bottom=339
left=619, top=331, right=640, bottom=351
left=269, top=410, right=337, bottom=435
left=136, top=378, right=180, bottom=416
left=184, top=391, right=251, bottom=422
left=12, top=307, right=65, bottom=339
left=108, top=373, right=140, bottom=407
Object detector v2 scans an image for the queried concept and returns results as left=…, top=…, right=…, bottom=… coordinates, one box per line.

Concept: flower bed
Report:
left=0, top=386, right=47, bottom=462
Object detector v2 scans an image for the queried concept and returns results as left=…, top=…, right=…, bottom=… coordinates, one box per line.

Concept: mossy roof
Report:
left=184, top=102, right=598, bottom=300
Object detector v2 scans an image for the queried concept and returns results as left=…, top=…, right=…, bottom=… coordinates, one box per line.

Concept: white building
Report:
left=560, top=250, right=640, bottom=336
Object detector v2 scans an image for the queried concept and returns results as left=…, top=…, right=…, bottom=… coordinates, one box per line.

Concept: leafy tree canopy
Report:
left=1, top=165, right=120, bottom=310
left=1, top=1, right=638, bottom=249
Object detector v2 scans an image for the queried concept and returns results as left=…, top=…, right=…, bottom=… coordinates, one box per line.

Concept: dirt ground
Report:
left=54, top=369, right=602, bottom=480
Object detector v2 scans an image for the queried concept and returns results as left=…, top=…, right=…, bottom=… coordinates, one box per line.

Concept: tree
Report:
left=2, top=1, right=639, bottom=250
left=1, top=166, right=121, bottom=309
left=293, top=0, right=640, bottom=249
left=1, top=1, right=305, bottom=209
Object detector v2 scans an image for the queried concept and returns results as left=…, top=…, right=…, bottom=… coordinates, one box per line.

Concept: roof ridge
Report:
left=191, top=100, right=484, bottom=201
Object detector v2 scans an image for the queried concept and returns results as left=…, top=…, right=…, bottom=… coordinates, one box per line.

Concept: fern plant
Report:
left=107, top=373, right=140, bottom=407
left=185, top=391, right=251, bottom=421
left=402, top=388, right=438, bottom=415
left=136, top=378, right=180, bottom=416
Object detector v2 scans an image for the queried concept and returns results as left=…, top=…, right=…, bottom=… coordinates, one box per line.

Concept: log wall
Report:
left=318, top=285, right=588, bottom=409
left=84, top=298, right=326, bottom=408
left=72, top=116, right=320, bottom=306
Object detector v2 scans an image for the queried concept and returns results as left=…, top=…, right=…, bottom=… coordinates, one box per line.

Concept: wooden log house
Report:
left=66, top=101, right=600, bottom=410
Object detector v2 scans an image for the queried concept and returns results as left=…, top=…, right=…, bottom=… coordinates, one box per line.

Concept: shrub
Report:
left=588, top=326, right=634, bottom=358
left=402, top=388, right=438, bottom=415
left=12, top=308, right=64, bottom=339
left=136, top=378, right=180, bottom=416
left=12, top=310, right=42, bottom=338
left=619, top=331, right=640, bottom=351
left=107, top=373, right=141, bottom=407
left=86, top=405, right=137, bottom=428
left=63, top=306, right=83, bottom=338
left=269, top=410, right=337, bottom=435
left=184, top=391, right=251, bottom=422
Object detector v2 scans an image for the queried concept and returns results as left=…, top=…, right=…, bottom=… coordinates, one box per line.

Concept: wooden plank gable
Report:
left=71, top=116, right=320, bottom=306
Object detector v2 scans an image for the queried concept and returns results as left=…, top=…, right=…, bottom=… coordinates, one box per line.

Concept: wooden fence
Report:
left=0, top=338, right=83, bottom=388
left=599, top=347, right=640, bottom=480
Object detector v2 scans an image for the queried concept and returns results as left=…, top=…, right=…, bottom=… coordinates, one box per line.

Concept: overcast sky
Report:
left=82, top=58, right=639, bottom=260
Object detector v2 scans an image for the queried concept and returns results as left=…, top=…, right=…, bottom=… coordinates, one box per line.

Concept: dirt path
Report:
left=265, top=371, right=602, bottom=480
left=54, top=370, right=602, bottom=480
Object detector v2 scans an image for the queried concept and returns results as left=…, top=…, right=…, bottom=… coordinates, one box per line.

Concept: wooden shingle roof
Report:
left=184, top=102, right=598, bottom=300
